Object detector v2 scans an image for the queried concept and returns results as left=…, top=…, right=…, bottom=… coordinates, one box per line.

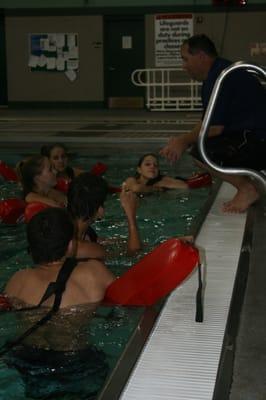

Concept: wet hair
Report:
left=67, top=172, right=108, bottom=221
left=19, top=155, right=46, bottom=198
left=41, top=143, right=68, bottom=158
left=27, top=208, right=74, bottom=264
left=135, top=153, right=160, bottom=179
left=137, top=153, right=158, bottom=168
left=183, top=34, right=218, bottom=58
left=41, top=143, right=74, bottom=179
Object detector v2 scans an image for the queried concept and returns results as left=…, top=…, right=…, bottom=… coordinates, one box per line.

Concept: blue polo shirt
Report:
left=201, top=57, right=266, bottom=138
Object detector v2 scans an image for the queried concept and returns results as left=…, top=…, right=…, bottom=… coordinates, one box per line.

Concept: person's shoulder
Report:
left=75, top=258, right=115, bottom=285
left=124, top=176, right=136, bottom=184
left=4, top=268, right=32, bottom=296
left=77, top=239, right=106, bottom=259
left=76, top=257, right=107, bottom=272
left=123, top=176, right=138, bottom=190
left=212, top=57, right=232, bottom=74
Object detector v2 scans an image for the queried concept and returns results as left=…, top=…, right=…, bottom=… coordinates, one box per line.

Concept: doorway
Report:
left=0, top=12, right=7, bottom=106
left=104, top=16, right=145, bottom=108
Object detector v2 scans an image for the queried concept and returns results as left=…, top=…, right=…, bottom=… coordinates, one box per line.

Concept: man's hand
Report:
left=159, top=136, right=188, bottom=163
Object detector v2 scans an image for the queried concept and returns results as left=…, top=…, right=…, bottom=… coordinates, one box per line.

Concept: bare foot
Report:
left=222, top=184, right=259, bottom=213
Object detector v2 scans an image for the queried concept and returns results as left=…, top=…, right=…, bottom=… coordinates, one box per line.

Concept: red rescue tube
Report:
left=24, top=202, right=51, bottom=223
left=55, top=177, right=71, bottom=193
left=0, top=198, right=26, bottom=224
left=90, top=162, right=108, bottom=176
left=187, top=173, right=212, bottom=189
left=0, top=160, right=18, bottom=182
left=0, top=294, right=12, bottom=311
left=105, top=238, right=199, bottom=306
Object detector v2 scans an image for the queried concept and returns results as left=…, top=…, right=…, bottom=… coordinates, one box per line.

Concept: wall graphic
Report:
left=28, top=33, right=79, bottom=81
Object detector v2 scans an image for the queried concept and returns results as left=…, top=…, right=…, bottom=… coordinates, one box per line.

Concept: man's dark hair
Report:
left=183, top=34, right=218, bottom=58
left=67, top=172, right=108, bottom=221
left=27, top=208, right=74, bottom=264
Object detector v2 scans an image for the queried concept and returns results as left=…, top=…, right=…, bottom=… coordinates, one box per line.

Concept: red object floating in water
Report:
left=105, top=238, right=199, bottom=306
left=0, top=198, right=26, bottom=224
left=0, top=160, right=18, bottom=182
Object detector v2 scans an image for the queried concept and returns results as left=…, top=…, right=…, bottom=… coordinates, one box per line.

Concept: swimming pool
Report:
left=0, top=146, right=218, bottom=399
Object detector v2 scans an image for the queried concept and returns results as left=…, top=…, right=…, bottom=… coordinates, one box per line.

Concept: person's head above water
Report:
left=67, top=172, right=109, bottom=222
left=41, top=143, right=69, bottom=175
left=181, top=34, right=218, bottom=81
left=27, top=207, right=74, bottom=265
left=19, top=155, right=57, bottom=198
left=135, top=153, right=161, bottom=182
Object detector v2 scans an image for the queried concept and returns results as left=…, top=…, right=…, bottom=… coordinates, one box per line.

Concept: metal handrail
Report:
left=198, top=61, right=266, bottom=190
left=131, top=68, right=202, bottom=111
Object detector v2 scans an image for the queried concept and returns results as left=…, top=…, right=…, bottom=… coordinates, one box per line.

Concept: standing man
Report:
left=160, top=34, right=266, bottom=213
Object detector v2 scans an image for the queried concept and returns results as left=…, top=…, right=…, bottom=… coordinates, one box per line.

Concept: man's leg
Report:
left=218, top=173, right=259, bottom=213
left=194, top=160, right=259, bottom=213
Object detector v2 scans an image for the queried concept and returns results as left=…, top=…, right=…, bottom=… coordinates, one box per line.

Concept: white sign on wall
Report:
left=155, top=14, right=193, bottom=67
left=28, top=33, right=79, bottom=81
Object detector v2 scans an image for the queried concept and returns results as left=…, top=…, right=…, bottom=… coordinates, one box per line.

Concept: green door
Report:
left=0, top=12, right=7, bottom=106
left=104, top=16, right=145, bottom=108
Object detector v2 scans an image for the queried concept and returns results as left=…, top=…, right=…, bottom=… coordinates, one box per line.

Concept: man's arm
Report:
left=160, top=121, right=224, bottom=163
left=120, top=185, right=142, bottom=255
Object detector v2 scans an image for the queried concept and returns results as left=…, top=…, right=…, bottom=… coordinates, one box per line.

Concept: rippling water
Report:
left=0, top=149, right=212, bottom=399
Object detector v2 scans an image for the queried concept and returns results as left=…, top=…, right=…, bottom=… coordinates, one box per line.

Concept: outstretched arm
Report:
left=120, top=184, right=142, bottom=255
left=160, top=122, right=224, bottom=163
left=123, top=177, right=156, bottom=194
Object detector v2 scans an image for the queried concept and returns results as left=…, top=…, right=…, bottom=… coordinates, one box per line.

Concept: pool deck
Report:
left=0, top=107, right=265, bottom=400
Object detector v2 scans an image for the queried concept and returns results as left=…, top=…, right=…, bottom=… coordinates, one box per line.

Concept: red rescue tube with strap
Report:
left=187, top=172, right=212, bottom=189
left=104, top=238, right=199, bottom=306
left=0, top=294, right=12, bottom=311
left=24, top=202, right=51, bottom=223
left=0, top=160, right=18, bottom=182
left=0, top=198, right=26, bottom=224
left=55, top=177, right=71, bottom=193
left=55, top=162, right=108, bottom=194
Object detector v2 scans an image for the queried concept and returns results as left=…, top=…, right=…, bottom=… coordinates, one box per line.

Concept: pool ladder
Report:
left=198, top=62, right=266, bottom=191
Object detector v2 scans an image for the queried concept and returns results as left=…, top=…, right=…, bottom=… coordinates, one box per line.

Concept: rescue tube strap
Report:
left=0, top=257, right=78, bottom=356
left=195, top=263, right=203, bottom=323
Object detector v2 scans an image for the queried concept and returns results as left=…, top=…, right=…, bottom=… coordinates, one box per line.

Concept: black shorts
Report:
left=190, top=131, right=266, bottom=171
left=6, top=345, right=109, bottom=399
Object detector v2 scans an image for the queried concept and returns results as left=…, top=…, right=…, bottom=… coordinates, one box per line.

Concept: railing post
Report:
left=198, top=61, right=266, bottom=190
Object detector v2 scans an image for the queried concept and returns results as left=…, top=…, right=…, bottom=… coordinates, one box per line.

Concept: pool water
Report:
left=0, top=148, right=214, bottom=399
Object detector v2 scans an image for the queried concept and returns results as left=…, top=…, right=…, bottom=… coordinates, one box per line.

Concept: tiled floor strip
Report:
left=120, top=183, right=247, bottom=400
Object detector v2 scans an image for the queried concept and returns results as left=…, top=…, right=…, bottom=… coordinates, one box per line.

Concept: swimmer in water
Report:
left=67, top=172, right=142, bottom=257
left=19, top=154, right=67, bottom=207
left=123, top=153, right=188, bottom=193
left=41, top=143, right=83, bottom=180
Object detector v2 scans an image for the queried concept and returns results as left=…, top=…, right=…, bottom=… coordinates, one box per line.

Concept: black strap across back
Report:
left=0, top=257, right=78, bottom=357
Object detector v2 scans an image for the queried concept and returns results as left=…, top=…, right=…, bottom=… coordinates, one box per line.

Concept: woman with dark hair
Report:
left=67, top=173, right=109, bottom=244
left=68, top=172, right=142, bottom=256
left=19, top=155, right=67, bottom=207
left=123, top=153, right=188, bottom=193
left=41, top=143, right=83, bottom=180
